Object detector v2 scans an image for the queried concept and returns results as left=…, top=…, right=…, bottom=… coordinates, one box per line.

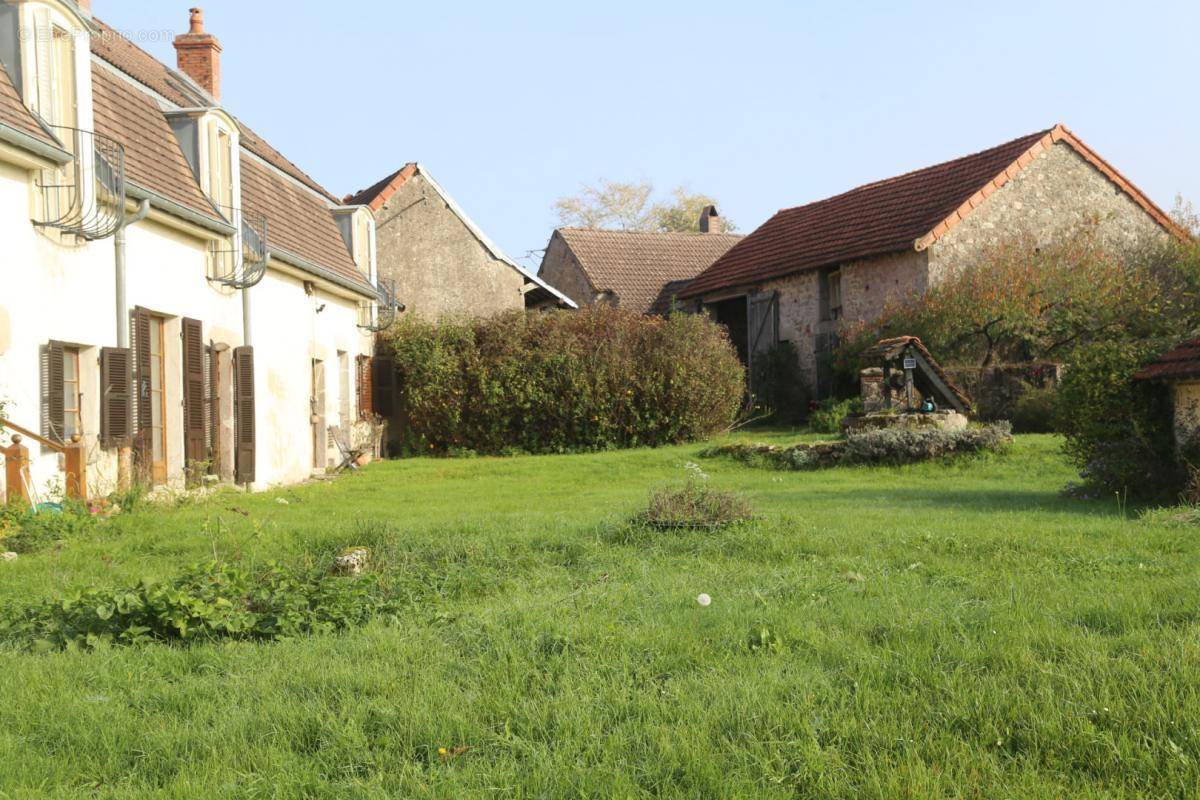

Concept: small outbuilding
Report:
left=1134, top=339, right=1200, bottom=449
left=849, top=336, right=971, bottom=432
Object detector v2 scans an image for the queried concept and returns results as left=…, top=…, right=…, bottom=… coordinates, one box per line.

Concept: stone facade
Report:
left=374, top=171, right=527, bottom=320
left=928, top=142, right=1170, bottom=281
left=1174, top=382, right=1200, bottom=449
left=538, top=232, right=605, bottom=308
left=702, top=140, right=1172, bottom=398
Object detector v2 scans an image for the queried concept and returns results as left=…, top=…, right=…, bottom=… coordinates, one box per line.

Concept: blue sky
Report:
left=105, top=0, right=1200, bottom=271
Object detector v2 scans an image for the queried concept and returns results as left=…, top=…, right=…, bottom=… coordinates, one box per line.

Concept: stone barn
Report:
left=537, top=207, right=742, bottom=315
left=345, top=164, right=574, bottom=319
left=679, top=124, right=1184, bottom=397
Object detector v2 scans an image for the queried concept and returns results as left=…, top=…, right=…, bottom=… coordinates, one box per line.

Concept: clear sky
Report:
left=103, top=0, right=1200, bottom=271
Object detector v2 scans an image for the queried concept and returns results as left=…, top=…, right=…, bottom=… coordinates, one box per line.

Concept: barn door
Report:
left=311, top=359, right=326, bottom=471
left=747, top=291, right=779, bottom=392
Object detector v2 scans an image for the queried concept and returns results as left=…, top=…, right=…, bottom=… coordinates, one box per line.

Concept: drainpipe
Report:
left=242, top=286, right=252, bottom=347
left=114, top=199, right=151, bottom=347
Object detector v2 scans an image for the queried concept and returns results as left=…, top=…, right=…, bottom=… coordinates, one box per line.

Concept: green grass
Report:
left=1, top=434, right=1198, bottom=798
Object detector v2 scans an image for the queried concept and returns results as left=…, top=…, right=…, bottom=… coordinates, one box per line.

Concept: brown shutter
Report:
left=356, top=355, right=372, bottom=419
left=132, top=307, right=153, bottom=469
left=371, top=355, right=395, bottom=419
left=43, top=340, right=65, bottom=444
left=99, top=347, right=133, bottom=448
left=234, top=346, right=255, bottom=485
left=181, top=318, right=206, bottom=463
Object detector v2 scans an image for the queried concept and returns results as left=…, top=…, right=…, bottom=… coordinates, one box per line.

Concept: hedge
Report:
left=378, top=307, right=745, bottom=455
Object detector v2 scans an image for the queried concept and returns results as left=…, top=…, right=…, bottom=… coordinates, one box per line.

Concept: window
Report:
left=206, top=120, right=233, bottom=210
left=821, top=268, right=843, bottom=321
left=62, top=346, right=81, bottom=438
left=353, top=211, right=372, bottom=275
left=28, top=11, right=78, bottom=131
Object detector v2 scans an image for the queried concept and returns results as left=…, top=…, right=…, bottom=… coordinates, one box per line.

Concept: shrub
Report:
left=1009, top=384, right=1058, bottom=433
left=0, top=502, right=98, bottom=554
left=1054, top=340, right=1181, bottom=499
left=751, top=342, right=809, bottom=424
left=703, top=423, right=1011, bottom=471
left=841, top=422, right=1013, bottom=466
left=0, top=560, right=396, bottom=651
left=808, top=397, right=861, bottom=434
left=637, top=480, right=754, bottom=530
left=379, top=306, right=744, bottom=455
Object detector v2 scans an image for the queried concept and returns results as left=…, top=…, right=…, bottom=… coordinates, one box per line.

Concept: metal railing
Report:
left=357, top=279, right=402, bottom=333
left=32, top=126, right=126, bottom=241
left=208, top=205, right=269, bottom=289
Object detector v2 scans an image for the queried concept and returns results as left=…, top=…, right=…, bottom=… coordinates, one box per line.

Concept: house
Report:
left=0, top=3, right=393, bottom=499
left=537, top=206, right=742, bottom=315
left=345, top=163, right=574, bottom=319
left=1135, top=340, right=1200, bottom=450
left=680, top=125, right=1184, bottom=397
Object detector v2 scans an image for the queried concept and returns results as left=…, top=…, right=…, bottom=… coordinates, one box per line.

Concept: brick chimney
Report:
left=76, top=0, right=91, bottom=13
left=173, top=8, right=222, bottom=101
left=698, top=205, right=724, bottom=235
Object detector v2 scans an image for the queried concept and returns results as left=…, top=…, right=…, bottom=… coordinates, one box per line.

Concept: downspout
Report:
left=242, top=284, right=252, bottom=347
left=114, top=199, right=151, bottom=347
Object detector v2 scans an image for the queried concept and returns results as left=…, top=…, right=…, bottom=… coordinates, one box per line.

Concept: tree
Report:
left=1172, top=194, right=1200, bottom=236
left=555, top=181, right=735, bottom=233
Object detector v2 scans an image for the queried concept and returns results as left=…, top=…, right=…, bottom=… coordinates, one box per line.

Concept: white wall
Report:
left=0, top=159, right=374, bottom=499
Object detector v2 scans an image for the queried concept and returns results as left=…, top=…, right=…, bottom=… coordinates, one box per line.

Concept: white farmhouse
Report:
left=0, top=3, right=395, bottom=498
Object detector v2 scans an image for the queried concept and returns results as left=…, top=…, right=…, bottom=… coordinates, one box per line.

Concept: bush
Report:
left=702, top=423, right=1011, bottom=471
left=841, top=422, right=1013, bottom=466
left=0, top=560, right=396, bottom=651
left=808, top=397, right=861, bottom=434
left=0, top=502, right=98, bottom=554
left=1009, top=384, right=1058, bottom=433
left=380, top=306, right=744, bottom=455
left=1054, top=340, right=1181, bottom=499
left=637, top=480, right=754, bottom=530
left=751, top=342, right=809, bottom=424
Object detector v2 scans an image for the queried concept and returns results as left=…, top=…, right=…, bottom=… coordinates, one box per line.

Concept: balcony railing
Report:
left=32, top=126, right=126, bottom=241
left=208, top=206, right=269, bottom=289
left=357, top=278, right=402, bottom=333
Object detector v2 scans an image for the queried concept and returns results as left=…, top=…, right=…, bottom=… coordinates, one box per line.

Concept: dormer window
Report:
left=333, top=207, right=375, bottom=278
left=22, top=6, right=80, bottom=132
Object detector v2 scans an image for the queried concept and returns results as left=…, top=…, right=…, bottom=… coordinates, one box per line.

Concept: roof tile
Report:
left=1134, top=339, right=1200, bottom=382
left=0, top=63, right=58, bottom=148
left=554, top=228, right=743, bottom=314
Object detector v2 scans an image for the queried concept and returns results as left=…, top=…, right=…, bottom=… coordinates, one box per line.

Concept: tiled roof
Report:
left=90, top=18, right=341, bottom=204
left=91, top=64, right=222, bottom=222
left=860, top=335, right=971, bottom=411
left=683, top=125, right=1183, bottom=298
left=684, top=130, right=1051, bottom=297
left=0, top=64, right=58, bottom=147
left=1134, top=339, right=1200, bottom=382
left=240, top=151, right=370, bottom=291
left=553, top=228, right=743, bottom=314
left=344, top=164, right=418, bottom=211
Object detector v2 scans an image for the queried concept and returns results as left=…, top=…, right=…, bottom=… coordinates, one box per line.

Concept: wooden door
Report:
left=311, top=359, right=326, bottom=471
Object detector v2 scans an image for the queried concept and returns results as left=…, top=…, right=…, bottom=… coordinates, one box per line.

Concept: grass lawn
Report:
left=1, top=433, right=1198, bottom=798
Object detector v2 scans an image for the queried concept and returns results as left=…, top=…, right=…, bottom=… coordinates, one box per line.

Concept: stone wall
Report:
left=537, top=232, right=601, bottom=308
left=374, top=172, right=526, bottom=320
left=928, top=141, right=1170, bottom=281
left=1174, top=381, right=1200, bottom=449
left=763, top=249, right=928, bottom=394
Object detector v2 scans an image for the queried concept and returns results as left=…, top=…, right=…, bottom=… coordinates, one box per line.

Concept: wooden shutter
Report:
left=43, top=340, right=65, bottom=443
left=132, top=307, right=153, bottom=468
left=30, top=7, right=52, bottom=121
left=356, top=356, right=372, bottom=419
left=234, top=346, right=255, bottom=485
left=181, top=318, right=206, bottom=463
left=99, top=347, right=132, bottom=448
left=371, top=356, right=395, bottom=419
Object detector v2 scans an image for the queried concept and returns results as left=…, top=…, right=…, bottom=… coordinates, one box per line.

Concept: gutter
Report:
left=269, top=246, right=377, bottom=300
left=125, top=182, right=236, bottom=237
left=0, top=123, right=72, bottom=166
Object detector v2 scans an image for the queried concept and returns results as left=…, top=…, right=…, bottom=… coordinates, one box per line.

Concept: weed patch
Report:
left=637, top=481, right=754, bottom=530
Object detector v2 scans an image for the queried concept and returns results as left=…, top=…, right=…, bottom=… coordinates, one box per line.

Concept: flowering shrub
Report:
left=379, top=307, right=744, bottom=455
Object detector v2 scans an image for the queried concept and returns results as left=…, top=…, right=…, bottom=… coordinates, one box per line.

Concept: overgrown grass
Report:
left=0, top=434, right=1197, bottom=798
